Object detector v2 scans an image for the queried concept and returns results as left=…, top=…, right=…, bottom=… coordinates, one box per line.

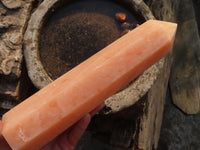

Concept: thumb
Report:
left=0, top=121, right=11, bottom=150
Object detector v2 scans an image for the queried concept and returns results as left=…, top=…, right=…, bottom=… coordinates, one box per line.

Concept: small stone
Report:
left=133, top=23, right=140, bottom=28
left=115, top=13, right=127, bottom=23
left=121, top=22, right=131, bottom=29
left=121, top=29, right=130, bottom=36
left=1, top=0, right=22, bottom=9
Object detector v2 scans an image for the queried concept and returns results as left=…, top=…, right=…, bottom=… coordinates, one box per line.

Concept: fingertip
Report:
left=0, top=121, right=11, bottom=150
left=90, top=103, right=105, bottom=117
left=0, top=120, right=3, bottom=132
left=67, top=113, right=91, bottom=147
left=98, top=103, right=105, bottom=110
left=0, top=120, right=3, bottom=137
left=80, top=113, right=91, bottom=126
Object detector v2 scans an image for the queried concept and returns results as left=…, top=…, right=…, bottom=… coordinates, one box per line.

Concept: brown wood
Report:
left=135, top=1, right=180, bottom=149
left=169, top=0, right=200, bottom=114
left=137, top=54, right=173, bottom=150
left=0, top=0, right=33, bottom=111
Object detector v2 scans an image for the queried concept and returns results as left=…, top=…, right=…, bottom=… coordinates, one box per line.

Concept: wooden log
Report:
left=137, top=55, right=172, bottom=149
left=0, top=0, right=33, bottom=113
left=169, top=0, right=200, bottom=114
left=136, top=1, right=180, bottom=149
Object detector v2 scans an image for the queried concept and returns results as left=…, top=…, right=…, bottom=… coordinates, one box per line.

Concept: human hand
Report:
left=0, top=104, right=104, bottom=150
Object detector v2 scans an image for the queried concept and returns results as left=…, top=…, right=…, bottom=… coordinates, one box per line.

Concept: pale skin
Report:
left=0, top=104, right=104, bottom=150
